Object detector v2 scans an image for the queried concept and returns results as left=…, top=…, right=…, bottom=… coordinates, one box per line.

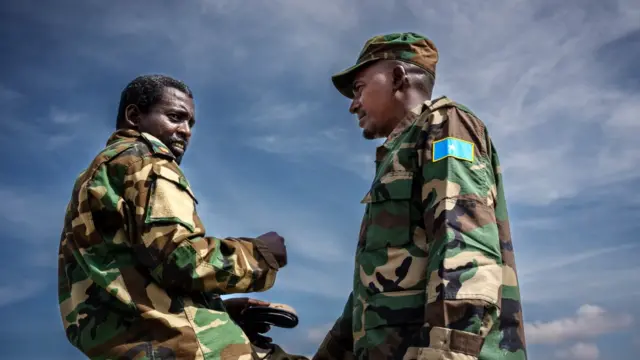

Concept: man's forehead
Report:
left=353, top=60, right=387, bottom=84
left=158, top=87, right=193, bottom=107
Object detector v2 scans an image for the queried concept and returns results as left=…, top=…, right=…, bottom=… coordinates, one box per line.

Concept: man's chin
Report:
left=171, top=151, right=184, bottom=164
left=170, top=145, right=186, bottom=162
left=362, top=128, right=381, bottom=140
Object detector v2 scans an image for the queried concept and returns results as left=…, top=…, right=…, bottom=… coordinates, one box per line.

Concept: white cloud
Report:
left=0, top=187, right=65, bottom=240
left=50, top=106, right=85, bottom=125
left=247, top=130, right=342, bottom=156
left=0, top=280, right=46, bottom=308
left=497, top=240, right=640, bottom=305
left=12, top=0, right=638, bottom=207
left=180, top=161, right=359, bottom=300
left=0, top=186, right=65, bottom=274
left=519, top=243, right=640, bottom=278
left=233, top=95, right=377, bottom=180
left=520, top=267, right=640, bottom=305
left=243, top=100, right=322, bottom=129
left=404, top=0, right=640, bottom=205
left=525, top=305, right=633, bottom=344
left=195, top=192, right=354, bottom=265
left=43, top=108, right=110, bottom=150
left=0, top=84, right=22, bottom=102
left=186, top=157, right=359, bottom=253
left=554, top=342, right=600, bottom=360
left=219, top=0, right=640, bottom=206
left=4, top=0, right=640, bottom=349
left=1, top=102, right=109, bottom=152
left=243, top=129, right=376, bottom=181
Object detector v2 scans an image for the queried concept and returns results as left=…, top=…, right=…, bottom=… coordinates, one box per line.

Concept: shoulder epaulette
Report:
left=426, top=96, right=477, bottom=117
left=452, top=102, right=477, bottom=117
left=426, top=96, right=454, bottom=111
left=99, top=139, right=137, bottom=159
left=140, top=132, right=175, bottom=158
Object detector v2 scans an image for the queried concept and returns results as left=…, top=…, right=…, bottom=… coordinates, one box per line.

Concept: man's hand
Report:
left=257, top=231, right=287, bottom=267
left=224, top=297, right=273, bottom=344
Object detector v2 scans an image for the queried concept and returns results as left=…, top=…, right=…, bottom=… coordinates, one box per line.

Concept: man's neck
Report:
left=383, top=94, right=431, bottom=140
left=403, top=91, right=431, bottom=114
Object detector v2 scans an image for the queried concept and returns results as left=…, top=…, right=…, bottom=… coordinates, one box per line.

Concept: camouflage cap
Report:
left=331, top=32, right=439, bottom=98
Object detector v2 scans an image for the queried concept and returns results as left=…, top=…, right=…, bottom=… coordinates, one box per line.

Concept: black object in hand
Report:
left=237, top=305, right=299, bottom=348
left=241, top=306, right=299, bottom=329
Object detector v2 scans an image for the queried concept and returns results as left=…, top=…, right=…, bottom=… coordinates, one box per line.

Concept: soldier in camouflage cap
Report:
left=313, top=33, right=528, bottom=359
left=57, top=74, right=306, bottom=360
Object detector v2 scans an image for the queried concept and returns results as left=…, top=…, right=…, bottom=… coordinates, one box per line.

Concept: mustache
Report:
left=169, top=135, right=188, bottom=145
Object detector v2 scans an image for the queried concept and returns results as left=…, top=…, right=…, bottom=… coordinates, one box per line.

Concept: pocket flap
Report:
left=360, top=171, right=414, bottom=203
left=146, top=163, right=198, bottom=232
left=362, top=290, right=425, bottom=330
left=151, top=163, right=197, bottom=202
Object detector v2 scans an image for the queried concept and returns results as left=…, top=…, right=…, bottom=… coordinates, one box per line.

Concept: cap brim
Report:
left=330, top=58, right=379, bottom=99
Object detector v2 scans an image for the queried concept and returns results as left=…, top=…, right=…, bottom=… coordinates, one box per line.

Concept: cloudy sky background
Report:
left=1, top=0, right=639, bottom=358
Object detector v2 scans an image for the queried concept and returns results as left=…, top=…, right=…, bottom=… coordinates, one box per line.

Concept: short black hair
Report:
left=116, top=74, right=193, bottom=129
left=388, top=60, right=435, bottom=97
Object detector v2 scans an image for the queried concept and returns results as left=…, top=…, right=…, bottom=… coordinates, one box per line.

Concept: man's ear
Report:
left=391, top=65, right=409, bottom=92
left=123, top=104, right=141, bottom=129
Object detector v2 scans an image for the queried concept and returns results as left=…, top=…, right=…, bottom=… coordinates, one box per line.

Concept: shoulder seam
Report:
left=452, top=102, right=477, bottom=117
left=140, top=132, right=175, bottom=159
left=448, top=104, right=489, bottom=157
left=86, top=140, right=153, bottom=185
left=105, top=140, right=154, bottom=164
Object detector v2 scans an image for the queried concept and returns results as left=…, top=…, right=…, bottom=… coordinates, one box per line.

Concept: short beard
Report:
left=362, top=129, right=377, bottom=140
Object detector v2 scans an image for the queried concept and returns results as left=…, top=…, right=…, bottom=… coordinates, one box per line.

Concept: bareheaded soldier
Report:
left=313, top=33, right=527, bottom=359
left=57, top=74, right=299, bottom=360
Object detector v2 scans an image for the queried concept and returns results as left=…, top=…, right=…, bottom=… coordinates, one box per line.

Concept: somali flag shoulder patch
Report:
left=432, top=137, right=475, bottom=162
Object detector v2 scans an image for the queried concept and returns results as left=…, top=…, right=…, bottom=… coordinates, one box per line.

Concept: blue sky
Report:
left=1, top=0, right=639, bottom=359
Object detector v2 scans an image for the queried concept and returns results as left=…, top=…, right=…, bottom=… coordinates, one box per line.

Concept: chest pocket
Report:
left=146, top=163, right=199, bottom=232
left=361, top=170, right=415, bottom=251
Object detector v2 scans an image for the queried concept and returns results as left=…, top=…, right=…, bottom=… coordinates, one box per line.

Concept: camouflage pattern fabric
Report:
left=313, top=97, right=527, bottom=360
left=57, top=128, right=283, bottom=360
left=253, top=344, right=309, bottom=360
left=331, top=32, right=439, bottom=99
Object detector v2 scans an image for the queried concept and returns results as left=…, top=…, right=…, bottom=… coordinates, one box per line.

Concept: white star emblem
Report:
left=448, top=143, right=456, bottom=152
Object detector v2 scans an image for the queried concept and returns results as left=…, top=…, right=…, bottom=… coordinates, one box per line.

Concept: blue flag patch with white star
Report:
left=432, top=137, right=475, bottom=162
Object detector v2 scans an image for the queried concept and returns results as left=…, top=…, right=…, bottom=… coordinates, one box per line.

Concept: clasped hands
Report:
left=224, top=297, right=274, bottom=345
left=224, top=231, right=288, bottom=345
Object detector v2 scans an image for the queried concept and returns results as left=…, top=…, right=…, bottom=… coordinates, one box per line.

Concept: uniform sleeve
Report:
left=312, top=292, right=354, bottom=360
left=418, top=106, right=502, bottom=358
left=90, top=154, right=280, bottom=294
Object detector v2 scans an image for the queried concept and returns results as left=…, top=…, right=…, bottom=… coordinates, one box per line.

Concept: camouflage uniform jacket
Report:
left=57, top=129, right=282, bottom=360
left=313, top=97, right=527, bottom=360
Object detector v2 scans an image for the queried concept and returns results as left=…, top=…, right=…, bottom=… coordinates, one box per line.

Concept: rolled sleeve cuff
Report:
left=251, top=238, right=280, bottom=270
left=418, top=326, right=484, bottom=359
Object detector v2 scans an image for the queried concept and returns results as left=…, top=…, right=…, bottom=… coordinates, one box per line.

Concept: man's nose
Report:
left=177, top=121, right=191, bottom=140
left=349, top=98, right=359, bottom=114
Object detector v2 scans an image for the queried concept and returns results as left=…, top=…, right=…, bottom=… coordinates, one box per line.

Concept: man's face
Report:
left=349, top=61, right=399, bottom=139
left=133, top=87, right=196, bottom=164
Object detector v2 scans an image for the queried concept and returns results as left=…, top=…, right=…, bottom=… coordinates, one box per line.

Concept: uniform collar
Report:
left=106, top=128, right=141, bottom=146
left=105, top=129, right=175, bottom=159
left=372, top=96, right=450, bottom=164
left=379, top=100, right=430, bottom=149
